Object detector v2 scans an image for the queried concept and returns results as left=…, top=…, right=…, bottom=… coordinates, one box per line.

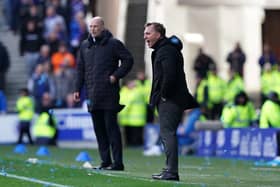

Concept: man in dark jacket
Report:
left=144, top=22, right=198, bottom=181
left=73, top=17, right=133, bottom=171
left=193, top=47, right=215, bottom=80
left=226, top=42, right=246, bottom=77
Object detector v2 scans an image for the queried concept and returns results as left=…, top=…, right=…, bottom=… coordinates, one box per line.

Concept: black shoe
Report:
left=104, top=164, right=124, bottom=171
left=152, top=168, right=167, bottom=177
left=152, top=170, right=179, bottom=181
left=93, top=163, right=111, bottom=170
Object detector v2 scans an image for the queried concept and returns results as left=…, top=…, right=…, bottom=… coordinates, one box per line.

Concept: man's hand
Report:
left=109, top=75, right=117, bottom=84
left=73, top=92, right=80, bottom=102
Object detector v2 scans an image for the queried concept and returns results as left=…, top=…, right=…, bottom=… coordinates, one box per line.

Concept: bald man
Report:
left=74, top=17, right=133, bottom=170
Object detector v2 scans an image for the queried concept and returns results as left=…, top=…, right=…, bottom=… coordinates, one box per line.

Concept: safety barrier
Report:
left=198, top=128, right=279, bottom=160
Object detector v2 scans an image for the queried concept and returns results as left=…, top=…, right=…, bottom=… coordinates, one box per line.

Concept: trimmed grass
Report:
left=0, top=145, right=279, bottom=187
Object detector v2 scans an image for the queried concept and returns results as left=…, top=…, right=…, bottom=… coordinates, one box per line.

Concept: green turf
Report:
left=0, top=145, right=279, bottom=187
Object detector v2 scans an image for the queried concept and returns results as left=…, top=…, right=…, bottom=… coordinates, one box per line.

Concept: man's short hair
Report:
left=144, top=22, right=166, bottom=37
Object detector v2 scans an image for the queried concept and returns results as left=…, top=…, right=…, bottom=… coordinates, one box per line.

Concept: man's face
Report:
left=144, top=25, right=161, bottom=48
left=89, top=18, right=104, bottom=37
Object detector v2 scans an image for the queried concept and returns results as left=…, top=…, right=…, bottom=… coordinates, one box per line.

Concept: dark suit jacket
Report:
left=150, top=36, right=198, bottom=110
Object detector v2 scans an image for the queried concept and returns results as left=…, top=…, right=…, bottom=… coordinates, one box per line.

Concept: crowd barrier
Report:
left=0, top=109, right=97, bottom=145
left=52, top=108, right=96, bottom=141
left=0, top=114, right=19, bottom=143
left=144, top=124, right=279, bottom=160
left=198, top=128, right=279, bottom=160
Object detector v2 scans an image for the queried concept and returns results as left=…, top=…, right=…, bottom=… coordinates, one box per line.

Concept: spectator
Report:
left=53, top=21, right=68, bottom=42
left=2, top=0, right=12, bottom=30
left=33, top=92, right=57, bottom=145
left=135, top=71, right=153, bottom=123
left=177, top=108, right=206, bottom=155
left=226, top=42, right=246, bottom=77
left=43, top=5, right=66, bottom=40
left=18, top=0, right=34, bottom=29
left=9, top=0, right=21, bottom=34
left=19, top=20, right=44, bottom=76
left=259, top=91, right=280, bottom=128
left=16, top=88, right=34, bottom=144
left=196, top=64, right=226, bottom=119
left=28, top=64, right=53, bottom=113
left=260, top=63, right=280, bottom=105
left=67, top=0, right=86, bottom=19
left=119, top=80, right=146, bottom=147
left=21, top=4, right=43, bottom=33
left=51, top=42, right=75, bottom=73
left=48, top=0, right=68, bottom=19
left=53, top=60, right=76, bottom=108
left=0, top=40, right=10, bottom=91
left=42, top=61, right=56, bottom=99
left=45, top=29, right=60, bottom=56
left=259, top=43, right=277, bottom=71
left=66, top=0, right=86, bottom=32
left=0, top=90, right=7, bottom=113
left=221, top=91, right=257, bottom=128
left=193, top=48, right=215, bottom=80
left=224, top=69, right=244, bottom=104
left=69, top=11, right=88, bottom=57
left=36, top=44, right=51, bottom=65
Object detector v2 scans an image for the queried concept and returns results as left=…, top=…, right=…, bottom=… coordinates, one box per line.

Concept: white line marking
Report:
left=89, top=170, right=205, bottom=186
left=0, top=172, right=71, bottom=187
left=101, top=172, right=190, bottom=184
left=180, top=165, right=214, bottom=169
left=251, top=167, right=280, bottom=171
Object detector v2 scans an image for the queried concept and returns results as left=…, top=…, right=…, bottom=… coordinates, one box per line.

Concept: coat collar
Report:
left=87, top=30, right=113, bottom=48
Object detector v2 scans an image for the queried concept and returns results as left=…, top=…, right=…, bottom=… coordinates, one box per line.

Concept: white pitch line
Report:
left=0, top=172, right=71, bottom=187
left=180, top=165, right=215, bottom=169
left=251, top=167, right=280, bottom=172
left=90, top=170, right=204, bottom=186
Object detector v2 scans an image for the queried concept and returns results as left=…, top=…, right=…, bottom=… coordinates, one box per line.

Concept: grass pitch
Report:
left=0, top=145, right=279, bottom=187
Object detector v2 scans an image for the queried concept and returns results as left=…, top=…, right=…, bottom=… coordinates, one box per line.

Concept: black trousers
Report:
left=124, top=126, right=143, bottom=147
left=91, top=110, right=123, bottom=167
left=18, top=121, right=33, bottom=144
left=158, top=100, right=183, bottom=173
left=35, top=130, right=58, bottom=146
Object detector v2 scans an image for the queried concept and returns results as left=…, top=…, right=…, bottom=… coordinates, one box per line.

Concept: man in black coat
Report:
left=226, top=42, right=246, bottom=77
left=74, top=17, right=133, bottom=171
left=144, top=22, right=198, bottom=181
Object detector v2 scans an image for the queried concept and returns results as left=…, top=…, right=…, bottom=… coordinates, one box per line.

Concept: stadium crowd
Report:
left=0, top=0, right=280, bottom=148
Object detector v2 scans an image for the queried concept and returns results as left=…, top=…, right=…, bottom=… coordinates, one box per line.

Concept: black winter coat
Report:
left=75, top=30, right=133, bottom=111
left=150, top=36, right=198, bottom=110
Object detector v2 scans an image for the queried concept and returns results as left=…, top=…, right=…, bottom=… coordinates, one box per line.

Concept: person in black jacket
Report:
left=144, top=22, right=198, bottom=181
left=193, top=47, right=215, bottom=80
left=73, top=16, right=133, bottom=171
left=20, top=20, right=44, bottom=76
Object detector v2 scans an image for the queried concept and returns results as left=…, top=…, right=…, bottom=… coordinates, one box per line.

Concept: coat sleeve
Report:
left=112, top=40, right=134, bottom=79
left=158, top=47, right=178, bottom=98
left=75, top=46, right=85, bottom=93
